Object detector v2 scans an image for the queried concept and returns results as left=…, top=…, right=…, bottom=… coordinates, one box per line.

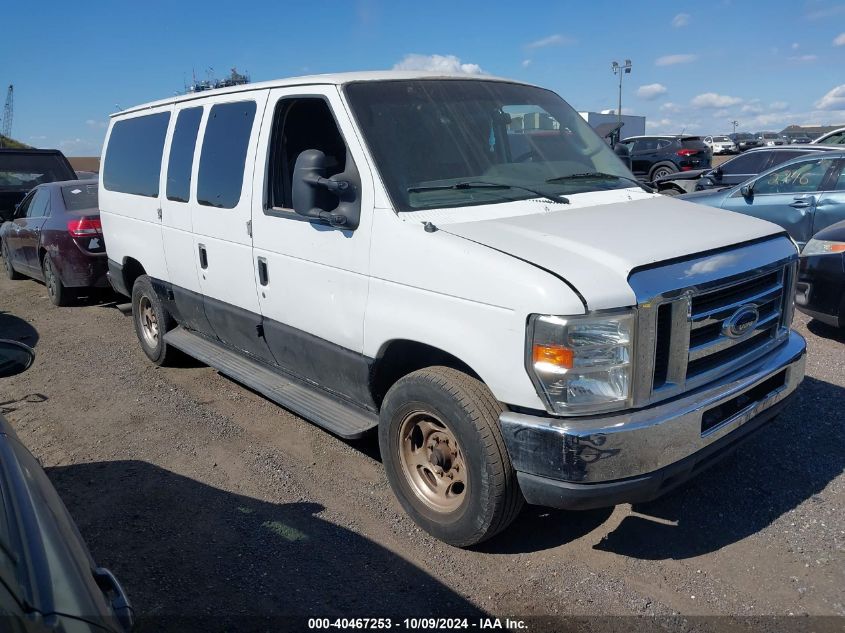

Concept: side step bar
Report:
left=164, top=327, right=378, bottom=439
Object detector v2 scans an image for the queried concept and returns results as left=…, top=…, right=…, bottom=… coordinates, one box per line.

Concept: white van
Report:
left=99, top=71, right=806, bottom=546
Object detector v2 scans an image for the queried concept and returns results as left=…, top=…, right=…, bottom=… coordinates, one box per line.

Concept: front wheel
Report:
left=131, top=275, right=175, bottom=365
left=379, top=366, right=523, bottom=547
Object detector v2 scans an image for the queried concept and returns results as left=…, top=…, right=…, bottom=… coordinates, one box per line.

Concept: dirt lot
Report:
left=1, top=270, right=843, bottom=631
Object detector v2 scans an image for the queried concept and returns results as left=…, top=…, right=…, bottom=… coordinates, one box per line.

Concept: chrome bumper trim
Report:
left=500, top=331, right=806, bottom=484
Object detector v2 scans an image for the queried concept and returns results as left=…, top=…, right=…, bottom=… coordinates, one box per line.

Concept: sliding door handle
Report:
left=198, top=244, right=208, bottom=269
left=257, top=257, right=269, bottom=286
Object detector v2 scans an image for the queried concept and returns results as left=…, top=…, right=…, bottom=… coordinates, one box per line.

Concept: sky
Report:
left=2, top=0, right=845, bottom=155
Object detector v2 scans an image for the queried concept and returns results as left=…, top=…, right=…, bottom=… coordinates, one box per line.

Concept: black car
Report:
left=729, top=132, right=763, bottom=152
left=796, top=219, right=845, bottom=328
left=0, top=339, right=133, bottom=632
left=0, top=149, right=78, bottom=222
left=619, top=135, right=711, bottom=181
left=653, top=145, right=839, bottom=195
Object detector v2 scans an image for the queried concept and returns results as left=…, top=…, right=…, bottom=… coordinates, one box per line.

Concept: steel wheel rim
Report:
left=398, top=411, right=467, bottom=513
left=138, top=296, right=159, bottom=348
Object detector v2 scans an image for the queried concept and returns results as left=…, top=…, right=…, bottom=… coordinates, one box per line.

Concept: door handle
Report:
left=789, top=196, right=814, bottom=209
left=198, top=244, right=208, bottom=269
left=257, top=257, right=269, bottom=286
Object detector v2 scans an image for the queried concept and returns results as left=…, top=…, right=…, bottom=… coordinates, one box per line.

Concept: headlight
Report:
left=801, top=239, right=845, bottom=257
left=526, top=311, right=635, bottom=415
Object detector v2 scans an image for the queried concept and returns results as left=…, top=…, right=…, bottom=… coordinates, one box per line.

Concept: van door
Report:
left=250, top=87, right=374, bottom=407
left=160, top=104, right=213, bottom=336
left=189, top=91, right=275, bottom=363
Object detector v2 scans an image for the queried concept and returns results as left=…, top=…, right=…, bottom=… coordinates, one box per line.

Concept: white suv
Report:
left=703, top=135, right=736, bottom=154
left=99, top=72, right=806, bottom=546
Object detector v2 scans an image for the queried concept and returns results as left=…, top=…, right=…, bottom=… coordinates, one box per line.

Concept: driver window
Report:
left=267, top=97, right=348, bottom=211
left=27, top=189, right=50, bottom=218
left=14, top=192, right=34, bottom=219
left=753, top=158, right=835, bottom=195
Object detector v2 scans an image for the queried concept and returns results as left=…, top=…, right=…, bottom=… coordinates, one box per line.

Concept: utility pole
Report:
left=730, top=120, right=739, bottom=134
left=1, top=85, right=13, bottom=143
left=611, top=60, right=632, bottom=124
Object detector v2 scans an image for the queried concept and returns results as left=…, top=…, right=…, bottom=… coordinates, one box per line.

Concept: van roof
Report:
left=112, top=70, right=529, bottom=117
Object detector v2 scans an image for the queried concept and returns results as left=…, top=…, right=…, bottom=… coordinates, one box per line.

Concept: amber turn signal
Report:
left=532, top=344, right=574, bottom=369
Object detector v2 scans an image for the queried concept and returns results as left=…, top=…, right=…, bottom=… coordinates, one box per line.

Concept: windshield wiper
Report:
left=408, top=180, right=569, bottom=204
left=546, top=172, right=654, bottom=192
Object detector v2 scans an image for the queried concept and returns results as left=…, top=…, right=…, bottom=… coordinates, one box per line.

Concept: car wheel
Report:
left=2, top=240, right=22, bottom=280
left=131, top=275, right=176, bottom=365
left=650, top=164, right=676, bottom=180
left=379, top=366, right=524, bottom=547
left=42, top=255, right=72, bottom=306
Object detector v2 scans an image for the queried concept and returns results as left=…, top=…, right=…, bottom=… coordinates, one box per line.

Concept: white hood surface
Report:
left=440, top=194, right=785, bottom=310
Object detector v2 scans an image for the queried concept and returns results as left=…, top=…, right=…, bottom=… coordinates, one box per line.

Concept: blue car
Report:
left=679, top=150, right=845, bottom=248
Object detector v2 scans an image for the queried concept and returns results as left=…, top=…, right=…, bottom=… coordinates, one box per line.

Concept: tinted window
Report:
left=768, top=150, right=813, bottom=170
left=197, top=101, right=256, bottom=209
left=819, top=130, right=845, bottom=145
left=166, top=107, right=203, bottom=202
left=14, top=192, right=34, bottom=218
left=754, top=158, right=836, bottom=195
left=721, top=152, right=769, bottom=175
left=61, top=183, right=98, bottom=211
left=0, top=153, right=75, bottom=189
left=830, top=162, right=845, bottom=191
left=27, top=188, right=50, bottom=217
left=103, top=112, right=170, bottom=197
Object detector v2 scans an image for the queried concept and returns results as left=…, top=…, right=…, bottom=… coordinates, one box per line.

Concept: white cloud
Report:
left=655, top=54, right=699, bottom=66
left=636, top=83, right=667, bottom=100
left=741, top=101, right=764, bottom=114
left=691, top=92, right=744, bottom=108
left=791, top=42, right=800, bottom=50
left=525, top=34, right=574, bottom=49
left=834, top=33, right=845, bottom=46
left=770, top=101, right=789, bottom=111
left=85, top=119, right=107, bottom=129
left=521, top=59, right=532, bottom=68
left=816, top=84, right=845, bottom=110
left=58, top=138, right=101, bottom=156
left=660, top=102, right=681, bottom=113
left=393, top=54, right=484, bottom=75
left=646, top=118, right=674, bottom=130
left=806, top=4, right=845, bottom=20
left=671, top=13, right=691, bottom=27
left=788, top=54, right=818, bottom=62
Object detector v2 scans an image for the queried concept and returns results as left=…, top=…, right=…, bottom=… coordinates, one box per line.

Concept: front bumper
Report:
left=500, top=331, right=806, bottom=510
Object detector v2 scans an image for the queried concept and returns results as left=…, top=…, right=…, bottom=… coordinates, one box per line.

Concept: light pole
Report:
left=611, top=59, right=632, bottom=124
left=731, top=120, right=739, bottom=134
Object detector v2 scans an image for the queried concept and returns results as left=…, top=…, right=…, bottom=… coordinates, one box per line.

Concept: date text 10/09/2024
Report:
left=307, top=618, right=528, bottom=630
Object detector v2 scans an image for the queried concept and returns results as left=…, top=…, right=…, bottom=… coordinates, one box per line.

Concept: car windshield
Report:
left=345, top=79, right=633, bottom=212
left=714, top=136, right=730, bottom=142
left=61, top=183, right=98, bottom=211
left=0, top=154, right=73, bottom=190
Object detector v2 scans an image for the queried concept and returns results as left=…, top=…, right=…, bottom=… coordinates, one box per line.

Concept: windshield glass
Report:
left=61, top=183, right=98, bottom=211
left=345, top=79, right=633, bottom=211
left=0, top=154, right=74, bottom=190
left=714, top=136, right=730, bottom=142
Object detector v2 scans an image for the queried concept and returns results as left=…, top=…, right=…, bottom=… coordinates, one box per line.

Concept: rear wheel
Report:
left=379, top=366, right=523, bottom=547
left=2, top=240, right=22, bottom=280
left=650, top=164, right=676, bottom=181
left=131, top=275, right=175, bottom=365
left=42, top=255, right=72, bottom=306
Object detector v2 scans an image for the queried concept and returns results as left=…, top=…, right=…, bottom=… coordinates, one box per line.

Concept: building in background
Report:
left=579, top=111, right=646, bottom=144
left=780, top=124, right=844, bottom=142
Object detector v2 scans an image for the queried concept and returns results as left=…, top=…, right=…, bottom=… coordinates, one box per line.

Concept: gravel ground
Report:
left=0, top=270, right=843, bottom=632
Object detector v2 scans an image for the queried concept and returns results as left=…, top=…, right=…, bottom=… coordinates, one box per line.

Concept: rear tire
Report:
left=42, top=255, right=72, bottom=306
left=131, top=275, right=175, bottom=365
left=650, top=164, right=677, bottom=181
left=2, top=240, right=23, bottom=280
left=379, top=366, right=524, bottom=547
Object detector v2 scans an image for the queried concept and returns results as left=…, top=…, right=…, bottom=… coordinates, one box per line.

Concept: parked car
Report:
left=729, top=132, right=763, bottom=152
left=0, top=179, right=108, bottom=305
left=812, top=127, right=845, bottom=145
left=790, top=136, right=813, bottom=145
left=619, top=135, right=712, bottom=180
left=703, top=135, right=736, bottom=155
left=756, top=132, right=785, bottom=146
left=0, top=338, right=133, bottom=632
left=0, top=149, right=78, bottom=222
left=652, top=145, right=839, bottom=195
left=679, top=150, right=845, bottom=248
left=795, top=219, right=845, bottom=327
left=100, top=71, right=805, bottom=546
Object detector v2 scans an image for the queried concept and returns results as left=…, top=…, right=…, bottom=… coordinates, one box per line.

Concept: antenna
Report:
left=1, top=85, right=14, bottom=142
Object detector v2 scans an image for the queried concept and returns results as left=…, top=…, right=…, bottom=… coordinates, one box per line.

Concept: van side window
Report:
left=166, top=107, right=203, bottom=203
left=267, top=98, right=347, bottom=210
left=197, top=101, right=257, bottom=209
left=103, top=112, right=170, bottom=197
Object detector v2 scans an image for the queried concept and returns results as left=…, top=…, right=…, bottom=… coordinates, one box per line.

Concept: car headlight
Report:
left=526, top=311, right=635, bottom=415
left=801, top=238, right=845, bottom=257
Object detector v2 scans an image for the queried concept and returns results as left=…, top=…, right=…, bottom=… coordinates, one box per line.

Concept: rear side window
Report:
left=197, top=101, right=256, bottom=209
left=166, top=107, right=203, bottom=203
left=27, top=188, right=50, bottom=217
left=721, top=152, right=769, bottom=175
left=103, top=112, right=170, bottom=197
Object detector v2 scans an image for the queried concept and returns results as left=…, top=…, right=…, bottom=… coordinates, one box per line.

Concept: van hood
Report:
left=440, top=194, right=784, bottom=310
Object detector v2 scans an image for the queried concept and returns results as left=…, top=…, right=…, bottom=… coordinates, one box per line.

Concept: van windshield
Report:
left=345, top=79, right=634, bottom=212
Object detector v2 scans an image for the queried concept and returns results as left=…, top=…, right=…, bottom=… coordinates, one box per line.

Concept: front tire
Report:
left=42, top=255, right=72, bottom=306
left=2, top=240, right=23, bottom=280
left=379, top=366, right=523, bottom=547
left=131, top=275, right=175, bottom=365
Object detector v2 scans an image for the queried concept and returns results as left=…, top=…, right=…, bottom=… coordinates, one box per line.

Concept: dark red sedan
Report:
left=1, top=179, right=108, bottom=305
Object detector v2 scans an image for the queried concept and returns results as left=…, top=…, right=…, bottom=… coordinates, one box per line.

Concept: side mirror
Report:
left=292, top=149, right=359, bottom=229
left=740, top=183, right=754, bottom=198
left=613, top=143, right=632, bottom=170
left=0, top=339, right=35, bottom=378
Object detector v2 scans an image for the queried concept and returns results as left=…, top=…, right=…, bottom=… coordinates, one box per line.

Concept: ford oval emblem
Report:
left=723, top=305, right=760, bottom=338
